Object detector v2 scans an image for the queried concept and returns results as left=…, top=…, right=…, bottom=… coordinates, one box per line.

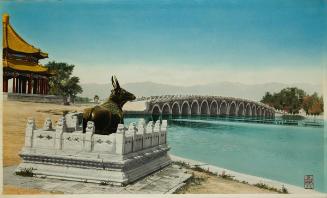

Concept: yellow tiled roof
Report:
left=3, top=14, right=48, bottom=58
left=3, top=58, right=49, bottom=73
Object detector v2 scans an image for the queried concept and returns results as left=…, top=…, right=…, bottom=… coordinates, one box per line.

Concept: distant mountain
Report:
left=79, top=81, right=322, bottom=101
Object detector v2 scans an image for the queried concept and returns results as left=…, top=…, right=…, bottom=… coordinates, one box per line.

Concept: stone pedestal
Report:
left=16, top=116, right=171, bottom=186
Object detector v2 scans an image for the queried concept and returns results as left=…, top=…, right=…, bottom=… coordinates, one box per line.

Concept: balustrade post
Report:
left=25, top=118, right=36, bottom=147
left=84, top=121, right=95, bottom=152
left=55, top=117, right=66, bottom=150
left=115, top=124, right=126, bottom=155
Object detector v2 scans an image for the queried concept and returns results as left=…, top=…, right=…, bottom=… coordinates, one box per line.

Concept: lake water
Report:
left=124, top=115, right=326, bottom=193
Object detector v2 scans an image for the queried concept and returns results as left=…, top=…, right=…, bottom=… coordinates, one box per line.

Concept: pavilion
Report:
left=2, top=13, right=50, bottom=95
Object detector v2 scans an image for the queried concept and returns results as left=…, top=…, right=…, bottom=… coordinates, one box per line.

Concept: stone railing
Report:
left=8, top=93, right=63, bottom=104
left=24, top=116, right=168, bottom=156
left=141, top=95, right=275, bottom=111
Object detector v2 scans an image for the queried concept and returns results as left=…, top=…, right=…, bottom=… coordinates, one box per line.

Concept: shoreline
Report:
left=169, top=154, right=324, bottom=195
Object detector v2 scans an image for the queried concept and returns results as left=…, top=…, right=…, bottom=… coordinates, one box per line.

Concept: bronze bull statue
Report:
left=83, top=76, right=136, bottom=135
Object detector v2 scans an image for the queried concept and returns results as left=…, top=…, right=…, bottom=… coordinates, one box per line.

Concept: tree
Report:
left=309, top=100, right=323, bottom=115
left=46, top=61, right=83, bottom=104
left=261, top=92, right=274, bottom=107
left=306, top=93, right=324, bottom=115
left=302, top=95, right=313, bottom=114
left=261, top=88, right=324, bottom=115
left=302, top=92, right=324, bottom=115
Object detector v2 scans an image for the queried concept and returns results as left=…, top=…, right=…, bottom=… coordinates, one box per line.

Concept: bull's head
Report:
left=110, top=76, right=136, bottom=108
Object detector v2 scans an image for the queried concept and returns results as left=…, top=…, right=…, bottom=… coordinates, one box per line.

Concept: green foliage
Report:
left=46, top=61, right=83, bottom=104
left=254, top=183, right=288, bottom=194
left=75, top=96, right=91, bottom=103
left=174, top=173, right=206, bottom=194
left=172, top=161, right=191, bottom=169
left=302, top=92, right=324, bottom=115
left=219, top=172, right=234, bottom=180
left=282, top=185, right=289, bottom=194
left=261, top=87, right=323, bottom=114
left=16, top=167, right=35, bottom=177
left=191, top=165, right=218, bottom=176
left=282, top=115, right=305, bottom=120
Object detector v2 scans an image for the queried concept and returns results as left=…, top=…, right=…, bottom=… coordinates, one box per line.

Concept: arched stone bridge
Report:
left=144, top=95, right=275, bottom=118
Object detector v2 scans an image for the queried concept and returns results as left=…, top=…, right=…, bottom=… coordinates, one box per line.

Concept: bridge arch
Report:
left=219, top=100, right=228, bottom=115
left=191, top=100, right=200, bottom=115
left=200, top=100, right=209, bottom=115
left=256, top=107, right=262, bottom=117
left=162, top=103, right=171, bottom=115
left=171, top=102, right=181, bottom=115
left=209, top=100, right=218, bottom=115
left=151, top=104, right=161, bottom=115
left=262, top=109, right=266, bottom=118
left=181, top=101, right=191, bottom=115
left=229, top=101, right=237, bottom=116
left=237, top=102, right=245, bottom=116
left=147, top=96, right=275, bottom=119
left=245, top=103, right=252, bottom=116
left=251, top=104, right=257, bottom=117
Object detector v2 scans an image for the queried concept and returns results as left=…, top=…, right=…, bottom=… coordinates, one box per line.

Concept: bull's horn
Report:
left=111, top=76, right=116, bottom=89
left=114, top=76, right=120, bottom=89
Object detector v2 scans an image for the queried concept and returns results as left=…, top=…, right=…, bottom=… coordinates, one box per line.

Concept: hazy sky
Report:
left=2, top=0, right=326, bottom=85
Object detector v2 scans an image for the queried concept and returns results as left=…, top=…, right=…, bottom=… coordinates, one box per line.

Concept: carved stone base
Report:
left=16, top=146, right=171, bottom=186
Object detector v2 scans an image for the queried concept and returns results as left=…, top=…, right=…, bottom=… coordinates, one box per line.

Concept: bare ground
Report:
left=176, top=170, right=276, bottom=194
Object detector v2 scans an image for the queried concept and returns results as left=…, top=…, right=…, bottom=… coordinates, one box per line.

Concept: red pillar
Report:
left=20, top=78, right=22, bottom=94
left=16, top=78, right=19, bottom=93
left=6, top=78, right=9, bottom=92
left=43, top=78, right=47, bottom=95
left=39, top=78, right=41, bottom=94
left=38, top=78, right=41, bottom=94
left=36, top=78, right=40, bottom=94
left=45, top=78, right=49, bottom=94
left=15, top=77, right=19, bottom=93
left=12, top=75, right=16, bottom=93
left=28, top=75, right=32, bottom=94
left=21, top=79, right=24, bottom=94
left=3, top=77, right=5, bottom=92
left=41, top=79, right=44, bottom=95
left=20, top=78, right=23, bottom=93
left=33, top=78, right=37, bottom=94
left=43, top=79, right=46, bottom=95
left=16, top=77, right=19, bottom=93
left=17, top=78, right=21, bottom=93
left=3, top=77, right=8, bottom=92
left=40, top=78, right=43, bottom=95
left=41, top=78, right=43, bottom=94
left=22, top=79, right=27, bottom=94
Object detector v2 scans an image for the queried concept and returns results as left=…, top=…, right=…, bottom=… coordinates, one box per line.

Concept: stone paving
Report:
left=3, top=164, right=192, bottom=194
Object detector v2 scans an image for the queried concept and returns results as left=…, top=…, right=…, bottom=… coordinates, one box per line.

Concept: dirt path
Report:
left=3, top=100, right=90, bottom=167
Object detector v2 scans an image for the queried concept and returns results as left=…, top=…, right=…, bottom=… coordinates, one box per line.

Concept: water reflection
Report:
left=124, top=114, right=324, bottom=128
